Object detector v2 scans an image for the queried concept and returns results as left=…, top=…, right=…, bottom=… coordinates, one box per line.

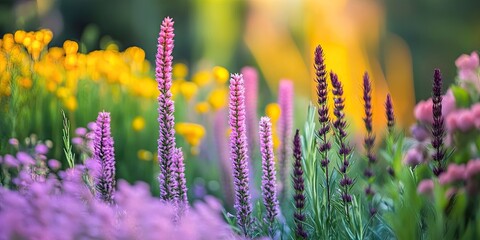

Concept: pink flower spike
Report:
left=156, top=17, right=177, bottom=202
left=417, top=179, right=434, bottom=195
left=278, top=79, right=294, bottom=201
left=242, top=66, right=259, bottom=157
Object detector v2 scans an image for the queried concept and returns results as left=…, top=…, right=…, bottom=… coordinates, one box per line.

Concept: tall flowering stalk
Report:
left=173, top=148, right=188, bottom=207
left=362, top=72, right=376, bottom=215
left=385, top=94, right=395, bottom=133
left=314, top=45, right=332, bottom=211
left=331, top=72, right=353, bottom=216
left=292, top=129, right=307, bottom=239
left=242, top=66, right=259, bottom=158
left=156, top=17, right=177, bottom=201
left=432, top=69, right=446, bottom=176
left=259, top=117, right=279, bottom=234
left=278, top=79, right=294, bottom=201
left=385, top=94, right=396, bottom=177
left=229, top=73, right=252, bottom=236
left=93, top=111, right=116, bottom=204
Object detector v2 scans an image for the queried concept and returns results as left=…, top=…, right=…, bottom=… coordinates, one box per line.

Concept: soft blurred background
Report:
left=1, top=0, right=479, bottom=200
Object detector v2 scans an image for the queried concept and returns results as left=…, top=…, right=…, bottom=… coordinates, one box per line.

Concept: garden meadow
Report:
left=1, top=13, right=480, bottom=240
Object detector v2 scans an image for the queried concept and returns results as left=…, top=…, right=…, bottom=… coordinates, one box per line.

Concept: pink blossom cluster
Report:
left=438, top=160, right=480, bottom=185
left=455, top=51, right=480, bottom=92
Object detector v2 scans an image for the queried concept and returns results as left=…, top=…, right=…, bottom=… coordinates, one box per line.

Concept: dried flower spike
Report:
left=93, top=111, right=116, bottom=204
left=385, top=94, right=395, bottom=132
left=229, top=73, right=252, bottom=236
left=156, top=17, right=177, bottom=201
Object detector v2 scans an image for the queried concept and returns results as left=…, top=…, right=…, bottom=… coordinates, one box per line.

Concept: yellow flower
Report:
left=192, top=70, right=211, bottom=87
left=41, top=29, right=53, bottom=45
left=63, top=40, right=78, bottom=55
left=64, top=96, right=78, bottom=111
left=2, top=33, right=14, bottom=51
left=180, top=81, right=198, bottom=101
left=14, top=30, right=26, bottom=44
left=173, top=63, right=188, bottom=79
left=64, top=54, right=78, bottom=69
left=137, top=149, right=153, bottom=161
left=175, top=122, right=206, bottom=147
left=56, top=87, right=71, bottom=99
left=207, top=87, right=228, bottom=110
left=265, top=103, right=281, bottom=123
left=212, top=66, right=229, bottom=85
left=132, top=116, right=146, bottom=132
left=18, top=77, right=33, bottom=89
left=195, top=101, right=210, bottom=114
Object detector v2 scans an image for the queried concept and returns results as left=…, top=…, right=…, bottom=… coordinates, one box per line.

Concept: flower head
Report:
left=228, top=73, right=252, bottom=236
left=156, top=17, right=177, bottom=201
left=431, top=69, right=446, bottom=176
left=292, top=129, right=307, bottom=239
left=93, top=111, right=116, bottom=204
left=259, top=117, right=279, bottom=229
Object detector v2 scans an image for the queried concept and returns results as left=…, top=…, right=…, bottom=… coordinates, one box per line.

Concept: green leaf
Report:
left=451, top=85, right=471, bottom=108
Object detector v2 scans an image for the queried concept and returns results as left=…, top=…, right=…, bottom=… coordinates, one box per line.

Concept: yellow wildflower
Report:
left=265, top=103, right=281, bottom=123
left=63, top=40, right=78, bottom=55
left=137, top=149, right=153, bottom=161
left=132, top=116, right=146, bottom=132
left=195, top=101, right=210, bottom=114
left=41, top=29, right=53, bottom=45
left=180, top=81, right=198, bottom=101
left=173, top=63, right=188, bottom=79
left=64, top=54, right=78, bottom=69
left=212, top=66, right=229, bottom=85
left=192, top=70, right=211, bottom=87
left=2, top=34, right=14, bottom=51
left=207, top=87, right=228, bottom=110
left=175, top=122, right=206, bottom=147
left=64, top=96, right=78, bottom=111
left=56, top=87, right=71, bottom=99
left=14, top=30, right=26, bottom=44
left=18, top=77, right=33, bottom=89
left=22, top=35, right=32, bottom=48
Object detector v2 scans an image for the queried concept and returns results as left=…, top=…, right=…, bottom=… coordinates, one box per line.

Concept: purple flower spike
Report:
left=362, top=72, right=376, bottom=211
left=242, top=66, right=259, bottom=159
left=278, top=79, right=294, bottom=201
left=93, top=111, right=116, bottom=204
left=331, top=72, right=353, bottom=212
left=259, top=117, right=279, bottom=231
left=173, top=148, right=188, bottom=208
left=385, top=94, right=395, bottom=132
left=228, top=73, right=252, bottom=237
left=156, top=17, right=177, bottom=201
left=314, top=45, right=332, bottom=210
left=431, top=69, right=446, bottom=176
left=292, top=129, right=307, bottom=239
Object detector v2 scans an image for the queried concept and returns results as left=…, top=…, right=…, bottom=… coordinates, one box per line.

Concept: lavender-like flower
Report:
left=314, top=45, right=332, bottom=210
left=242, top=66, right=259, bottom=159
left=385, top=94, right=395, bottom=132
left=278, top=79, right=294, bottom=202
left=331, top=72, right=353, bottom=214
left=93, top=111, right=116, bottom=204
left=292, top=129, right=307, bottom=239
left=173, top=148, right=188, bottom=207
left=362, top=72, right=377, bottom=215
left=229, top=73, right=253, bottom=236
left=259, top=117, right=279, bottom=232
left=156, top=17, right=177, bottom=201
left=432, top=68, right=446, bottom=176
